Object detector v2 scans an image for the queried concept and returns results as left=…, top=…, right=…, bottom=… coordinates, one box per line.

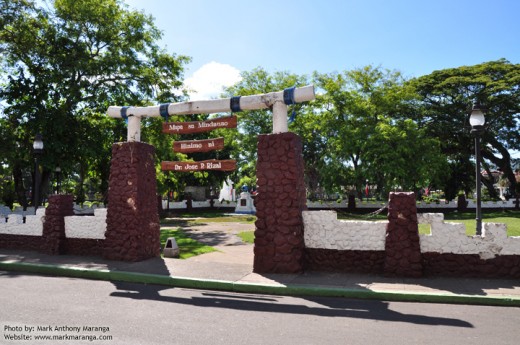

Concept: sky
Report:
left=123, top=0, right=520, bottom=100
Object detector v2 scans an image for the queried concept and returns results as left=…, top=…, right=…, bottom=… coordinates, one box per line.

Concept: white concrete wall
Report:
left=418, top=213, right=520, bottom=259
left=303, top=210, right=520, bottom=260
left=303, top=210, right=387, bottom=251
left=0, top=208, right=45, bottom=236
left=64, top=208, right=107, bottom=239
left=0, top=208, right=108, bottom=239
left=306, top=199, right=517, bottom=209
left=157, top=198, right=517, bottom=210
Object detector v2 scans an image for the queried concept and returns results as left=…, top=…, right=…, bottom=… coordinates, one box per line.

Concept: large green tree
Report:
left=222, top=67, right=313, bottom=190
left=313, top=66, right=446, bottom=199
left=410, top=59, right=520, bottom=200
left=0, top=0, right=189, bottom=206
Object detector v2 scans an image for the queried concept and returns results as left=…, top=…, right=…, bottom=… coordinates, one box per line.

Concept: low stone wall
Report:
left=302, top=211, right=386, bottom=251
left=0, top=198, right=106, bottom=257
left=64, top=238, right=104, bottom=256
left=0, top=234, right=42, bottom=251
left=418, top=213, right=520, bottom=259
left=0, top=209, right=45, bottom=236
left=418, top=213, right=520, bottom=277
left=65, top=209, right=107, bottom=239
left=303, top=202, right=520, bottom=278
left=0, top=208, right=45, bottom=250
left=306, top=199, right=519, bottom=209
left=304, top=249, right=385, bottom=273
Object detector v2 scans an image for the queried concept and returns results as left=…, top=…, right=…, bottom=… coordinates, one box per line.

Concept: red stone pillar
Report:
left=384, top=192, right=423, bottom=277
left=41, top=194, right=74, bottom=255
left=254, top=132, right=307, bottom=273
left=104, top=142, right=161, bottom=261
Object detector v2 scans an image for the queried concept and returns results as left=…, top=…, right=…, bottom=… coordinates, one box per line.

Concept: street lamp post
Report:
left=55, top=166, right=62, bottom=194
left=469, top=102, right=486, bottom=236
left=33, top=134, right=44, bottom=211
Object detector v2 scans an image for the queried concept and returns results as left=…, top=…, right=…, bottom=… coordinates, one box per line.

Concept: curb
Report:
left=1, top=261, right=520, bottom=307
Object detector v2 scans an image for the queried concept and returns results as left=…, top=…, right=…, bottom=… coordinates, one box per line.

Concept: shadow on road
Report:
left=109, top=281, right=474, bottom=328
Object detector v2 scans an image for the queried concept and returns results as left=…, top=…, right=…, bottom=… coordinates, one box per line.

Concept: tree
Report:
left=0, top=0, right=189, bottom=206
left=410, top=59, right=520, bottom=200
left=313, top=66, right=446, bottom=199
left=222, top=67, right=312, bottom=190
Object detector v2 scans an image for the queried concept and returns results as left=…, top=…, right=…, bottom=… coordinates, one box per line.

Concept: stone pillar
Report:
left=384, top=192, right=422, bottom=277
left=254, top=132, right=307, bottom=273
left=104, top=142, right=161, bottom=261
left=41, top=194, right=74, bottom=255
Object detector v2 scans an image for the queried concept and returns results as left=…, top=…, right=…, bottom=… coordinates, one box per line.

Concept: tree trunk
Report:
left=483, top=137, right=518, bottom=198
left=481, top=161, right=499, bottom=200
left=12, top=163, right=28, bottom=209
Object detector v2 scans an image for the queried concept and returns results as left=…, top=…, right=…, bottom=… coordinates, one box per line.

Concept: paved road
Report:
left=1, top=272, right=519, bottom=345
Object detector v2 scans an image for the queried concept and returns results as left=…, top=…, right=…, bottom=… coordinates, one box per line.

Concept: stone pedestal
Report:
left=254, top=132, right=307, bottom=273
left=104, top=142, right=161, bottom=261
left=384, top=192, right=422, bottom=277
left=235, top=192, right=256, bottom=214
left=41, top=195, right=74, bottom=255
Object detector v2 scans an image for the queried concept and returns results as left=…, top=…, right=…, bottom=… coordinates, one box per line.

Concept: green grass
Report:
left=190, top=215, right=256, bottom=224
left=161, top=213, right=256, bottom=226
left=338, top=211, right=520, bottom=237
left=160, top=228, right=217, bottom=259
left=237, top=231, right=255, bottom=244
left=441, top=211, right=520, bottom=236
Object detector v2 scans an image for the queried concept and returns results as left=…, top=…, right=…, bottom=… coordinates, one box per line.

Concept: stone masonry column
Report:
left=254, top=132, right=307, bottom=273
left=104, top=142, right=161, bottom=261
left=41, top=194, right=74, bottom=255
left=384, top=192, right=423, bottom=277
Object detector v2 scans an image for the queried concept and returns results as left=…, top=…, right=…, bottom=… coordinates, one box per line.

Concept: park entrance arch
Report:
left=104, top=86, right=315, bottom=273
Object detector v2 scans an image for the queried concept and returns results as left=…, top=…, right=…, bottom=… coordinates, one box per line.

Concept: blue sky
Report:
left=123, top=0, right=520, bottom=99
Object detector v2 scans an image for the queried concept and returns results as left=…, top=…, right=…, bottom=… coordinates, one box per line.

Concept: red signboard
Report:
left=162, top=116, right=237, bottom=134
left=173, top=137, right=225, bottom=153
left=161, top=159, right=236, bottom=172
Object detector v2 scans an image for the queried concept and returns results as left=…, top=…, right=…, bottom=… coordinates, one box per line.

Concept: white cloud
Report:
left=184, top=61, right=242, bottom=101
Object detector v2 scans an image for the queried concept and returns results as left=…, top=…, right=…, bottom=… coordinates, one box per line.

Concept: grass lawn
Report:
left=338, top=210, right=520, bottom=236
left=161, top=212, right=256, bottom=227
left=159, top=213, right=256, bottom=258
left=440, top=210, right=520, bottom=236
left=237, top=231, right=255, bottom=244
left=160, top=228, right=216, bottom=259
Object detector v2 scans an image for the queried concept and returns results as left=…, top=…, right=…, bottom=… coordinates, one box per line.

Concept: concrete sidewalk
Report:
left=1, top=219, right=520, bottom=306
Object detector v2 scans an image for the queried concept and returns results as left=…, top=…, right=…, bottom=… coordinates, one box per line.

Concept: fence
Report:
left=303, top=193, right=520, bottom=278
left=2, top=193, right=520, bottom=278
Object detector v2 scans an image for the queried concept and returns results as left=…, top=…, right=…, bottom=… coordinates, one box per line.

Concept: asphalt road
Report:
left=1, top=271, right=519, bottom=345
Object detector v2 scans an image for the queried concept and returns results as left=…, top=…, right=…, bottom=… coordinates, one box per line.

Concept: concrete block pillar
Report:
left=384, top=192, right=423, bottom=277
left=254, top=132, right=307, bottom=273
left=41, top=194, right=74, bottom=255
left=104, top=142, right=161, bottom=261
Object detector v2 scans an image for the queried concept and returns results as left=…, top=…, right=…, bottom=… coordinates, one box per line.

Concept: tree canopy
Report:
left=0, top=0, right=189, bottom=207
left=1, top=1, right=518, bottom=207
left=410, top=59, right=520, bottom=200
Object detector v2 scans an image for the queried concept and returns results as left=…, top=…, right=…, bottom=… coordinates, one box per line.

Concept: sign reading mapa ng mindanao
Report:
left=162, top=116, right=237, bottom=134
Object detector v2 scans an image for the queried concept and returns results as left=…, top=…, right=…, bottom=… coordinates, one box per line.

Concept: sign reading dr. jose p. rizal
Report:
left=161, top=159, right=236, bottom=172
